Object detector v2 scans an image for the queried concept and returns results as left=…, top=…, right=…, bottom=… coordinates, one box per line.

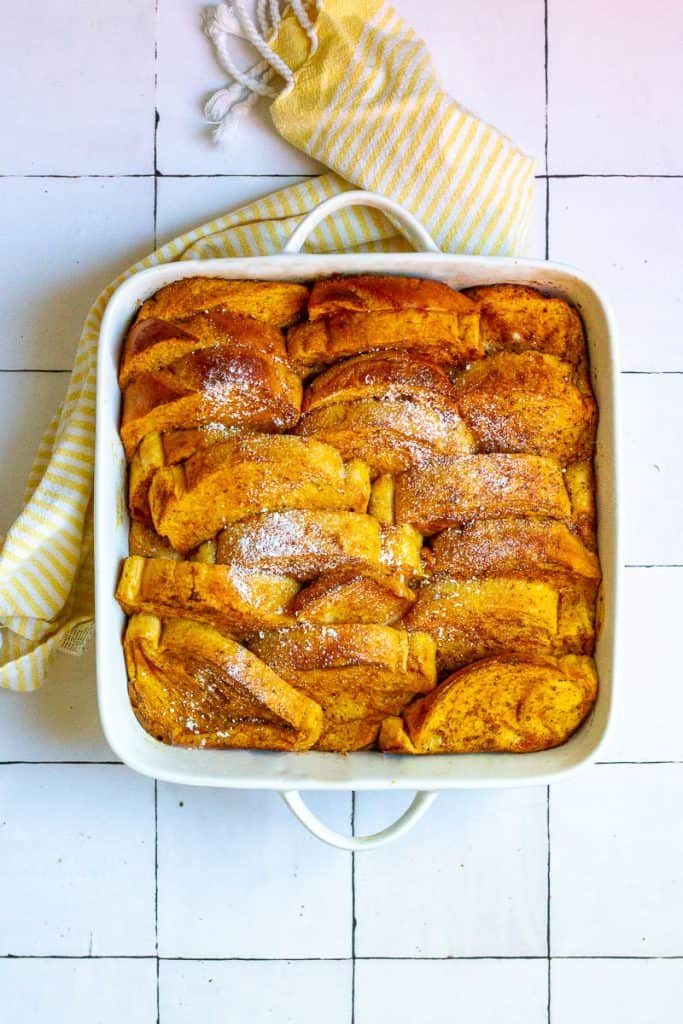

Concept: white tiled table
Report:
left=1, top=2, right=682, bottom=1021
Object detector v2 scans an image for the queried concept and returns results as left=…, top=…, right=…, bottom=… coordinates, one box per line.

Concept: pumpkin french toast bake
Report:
left=116, top=275, right=600, bottom=754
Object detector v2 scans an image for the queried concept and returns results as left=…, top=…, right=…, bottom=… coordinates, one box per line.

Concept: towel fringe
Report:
left=203, top=0, right=321, bottom=143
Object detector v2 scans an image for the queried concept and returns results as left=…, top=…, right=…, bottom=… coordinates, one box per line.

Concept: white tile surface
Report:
left=0, top=1, right=155, bottom=174
left=157, top=787, right=351, bottom=958
left=0, top=372, right=69, bottom=534
left=0, top=765, right=155, bottom=955
left=156, top=175, right=304, bottom=244
left=159, top=960, right=352, bottom=1024
left=621, top=374, right=683, bottom=566
left=393, top=0, right=546, bottom=163
left=355, top=789, right=547, bottom=957
left=0, top=959, right=157, bottom=1024
left=600, top=568, right=683, bottom=762
left=0, top=178, right=154, bottom=369
left=551, top=764, right=683, bottom=955
left=356, top=959, right=548, bottom=1024
left=1, top=0, right=683, bottom=1012
left=550, top=177, right=683, bottom=370
left=0, top=644, right=114, bottom=763
left=548, top=0, right=683, bottom=173
left=552, top=958, right=683, bottom=1024
left=156, top=0, right=322, bottom=175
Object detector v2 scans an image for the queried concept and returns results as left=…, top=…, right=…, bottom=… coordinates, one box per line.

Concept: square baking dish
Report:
left=95, top=190, right=620, bottom=848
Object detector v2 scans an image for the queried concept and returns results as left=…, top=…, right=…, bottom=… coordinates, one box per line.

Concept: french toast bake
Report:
left=116, top=276, right=601, bottom=754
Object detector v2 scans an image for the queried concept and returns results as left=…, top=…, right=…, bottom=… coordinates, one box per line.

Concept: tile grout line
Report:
left=628, top=565, right=683, bottom=571
left=154, top=780, right=160, bottom=1024
left=543, top=0, right=550, bottom=261
left=351, top=792, right=357, bottom=1024
left=4, top=954, right=683, bottom=962
left=2, top=172, right=681, bottom=180
left=0, top=761, right=124, bottom=766
left=546, top=784, right=552, bottom=1024
left=153, top=0, right=159, bottom=252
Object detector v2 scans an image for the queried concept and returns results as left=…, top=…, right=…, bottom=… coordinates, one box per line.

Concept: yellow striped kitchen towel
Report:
left=0, top=0, right=535, bottom=691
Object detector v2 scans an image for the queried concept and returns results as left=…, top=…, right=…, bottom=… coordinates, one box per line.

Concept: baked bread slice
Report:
left=307, top=274, right=476, bottom=319
left=124, top=613, right=322, bottom=749
left=368, top=473, right=396, bottom=524
left=403, top=576, right=593, bottom=672
left=136, top=278, right=309, bottom=327
left=379, top=654, right=598, bottom=754
left=250, top=622, right=424, bottom=675
left=292, top=567, right=415, bottom=624
left=149, top=434, right=371, bottom=553
left=116, top=555, right=299, bottom=636
left=464, top=284, right=586, bottom=364
left=128, top=426, right=236, bottom=522
left=120, top=345, right=302, bottom=457
left=301, top=349, right=464, bottom=411
left=395, top=453, right=571, bottom=534
left=565, top=461, right=598, bottom=550
left=287, top=309, right=482, bottom=372
left=452, top=350, right=597, bottom=463
left=380, top=525, right=424, bottom=579
left=315, top=718, right=381, bottom=752
left=120, top=311, right=288, bottom=387
left=296, top=397, right=475, bottom=475
left=427, top=518, right=601, bottom=584
left=215, top=509, right=382, bottom=580
left=128, top=521, right=182, bottom=560
left=250, top=624, right=436, bottom=751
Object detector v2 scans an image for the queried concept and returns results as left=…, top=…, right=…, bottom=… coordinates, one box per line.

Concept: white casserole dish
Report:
left=95, top=190, right=621, bottom=850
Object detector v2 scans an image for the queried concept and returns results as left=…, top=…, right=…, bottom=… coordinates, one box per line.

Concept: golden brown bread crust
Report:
left=250, top=624, right=436, bottom=749
left=215, top=510, right=382, bottom=579
left=302, top=349, right=464, bottom=412
left=136, top=278, right=309, bottom=327
left=426, top=518, right=601, bottom=584
left=292, top=567, right=415, bottom=624
left=403, top=577, right=594, bottom=673
left=120, top=346, right=302, bottom=458
left=452, top=351, right=597, bottom=464
left=120, top=312, right=288, bottom=387
left=287, top=309, right=482, bottom=372
left=379, top=654, right=597, bottom=754
left=380, top=525, right=424, bottom=579
left=368, top=473, right=395, bottom=524
left=124, top=614, right=322, bottom=749
left=250, top=622, right=414, bottom=675
left=116, top=555, right=299, bottom=636
left=149, top=434, right=371, bottom=553
left=315, top=718, right=380, bottom=752
left=249, top=623, right=436, bottom=690
left=565, top=461, right=598, bottom=550
left=464, top=284, right=586, bottom=364
left=128, top=520, right=182, bottom=560
left=128, top=426, right=236, bottom=523
left=296, top=397, right=475, bottom=475
left=394, top=454, right=572, bottom=534
left=307, top=275, right=477, bottom=319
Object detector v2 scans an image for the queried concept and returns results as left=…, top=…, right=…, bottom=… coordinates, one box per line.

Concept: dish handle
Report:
left=280, top=790, right=438, bottom=851
left=281, top=189, right=440, bottom=255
